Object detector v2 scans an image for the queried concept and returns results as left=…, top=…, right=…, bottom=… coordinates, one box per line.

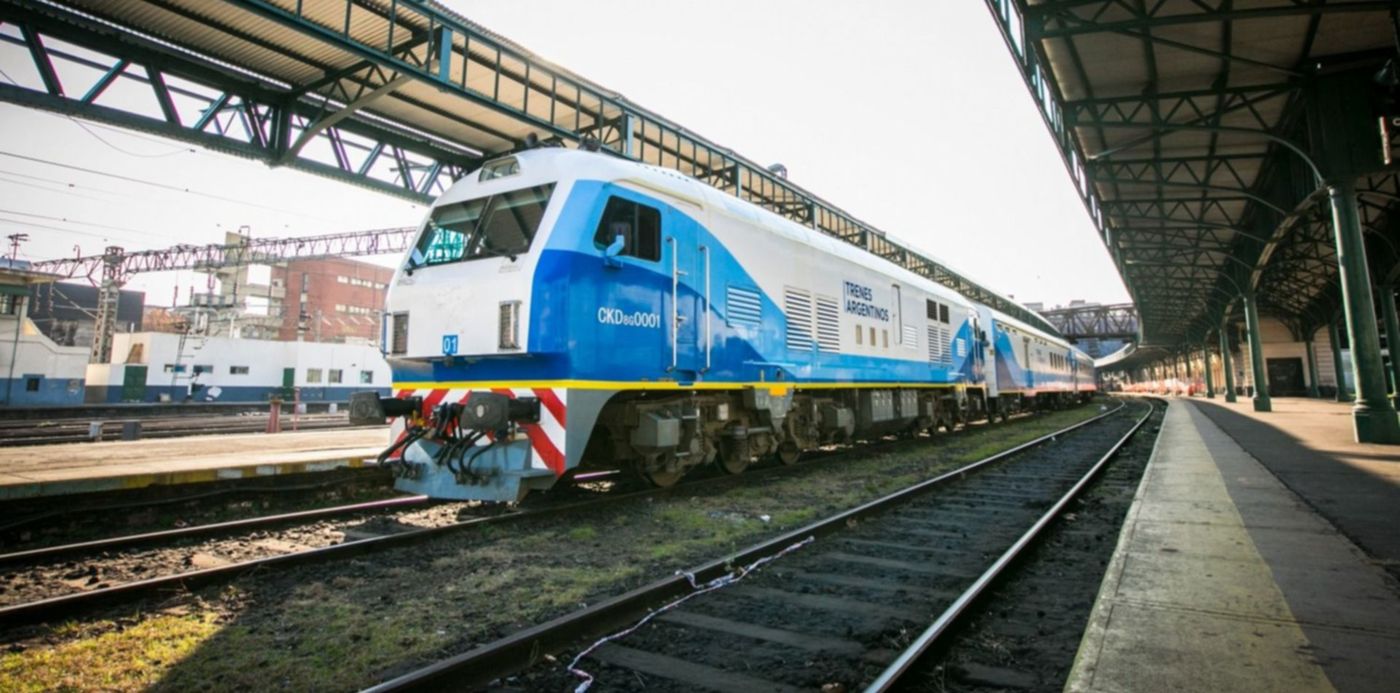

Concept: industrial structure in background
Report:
left=30, top=227, right=413, bottom=363
left=25, top=282, right=144, bottom=348
left=1027, top=300, right=1136, bottom=358
left=178, top=234, right=396, bottom=344
left=0, top=227, right=409, bottom=407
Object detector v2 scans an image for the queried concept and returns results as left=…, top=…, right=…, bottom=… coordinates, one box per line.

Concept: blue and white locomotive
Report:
left=350, top=147, right=1096, bottom=502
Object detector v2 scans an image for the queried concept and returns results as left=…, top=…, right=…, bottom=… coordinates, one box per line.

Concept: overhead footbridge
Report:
left=986, top=0, right=1400, bottom=442
left=0, top=0, right=1058, bottom=335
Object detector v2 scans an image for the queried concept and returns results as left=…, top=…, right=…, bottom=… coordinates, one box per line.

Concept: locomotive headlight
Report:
left=499, top=301, right=522, bottom=350
left=348, top=392, right=422, bottom=425
left=459, top=392, right=540, bottom=430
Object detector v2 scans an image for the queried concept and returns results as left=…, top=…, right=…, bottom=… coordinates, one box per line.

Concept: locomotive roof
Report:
left=524, top=150, right=1053, bottom=306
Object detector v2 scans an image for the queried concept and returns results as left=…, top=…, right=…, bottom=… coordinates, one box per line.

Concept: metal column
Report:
left=1184, top=351, right=1193, bottom=395
left=1328, top=179, right=1400, bottom=442
left=89, top=246, right=125, bottom=365
left=1304, top=334, right=1321, bottom=399
left=1378, top=285, right=1400, bottom=400
left=1242, top=292, right=1271, bottom=412
left=1330, top=318, right=1351, bottom=402
left=1203, top=344, right=1215, bottom=398
left=1220, top=326, right=1237, bottom=403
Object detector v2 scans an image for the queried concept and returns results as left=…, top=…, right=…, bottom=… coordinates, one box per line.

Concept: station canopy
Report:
left=986, top=1, right=1400, bottom=355
left=0, top=0, right=1059, bottom=334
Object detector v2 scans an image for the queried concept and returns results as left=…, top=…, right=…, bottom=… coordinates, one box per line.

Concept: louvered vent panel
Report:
left=816, top=296, right=840, bottom=353
left=928, top=324, right=953, bottom=365
left=726, top=286, right=762, bottom=327
left=785, top=288, right=813, bottom=351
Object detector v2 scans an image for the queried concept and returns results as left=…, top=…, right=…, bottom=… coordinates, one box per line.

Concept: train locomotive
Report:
left=349, top=147, right=1096, bottom=502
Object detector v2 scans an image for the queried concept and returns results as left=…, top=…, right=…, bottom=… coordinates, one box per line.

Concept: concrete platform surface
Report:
left=1067, top=401, right=1400, bottom=693
left=1192, top=397, right=1400, bottom=573
left=0, top=428, right=388, bottom=500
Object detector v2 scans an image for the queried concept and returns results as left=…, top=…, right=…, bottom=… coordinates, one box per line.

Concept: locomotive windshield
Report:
left=411, top=183, right=555, bottom=266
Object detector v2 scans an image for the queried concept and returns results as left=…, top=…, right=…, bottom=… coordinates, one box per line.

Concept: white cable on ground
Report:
left=566, top=535, right=816, bottom=692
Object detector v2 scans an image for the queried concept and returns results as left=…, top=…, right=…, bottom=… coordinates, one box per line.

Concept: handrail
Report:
left=668, top=236, right=678, bottom=372
left=701, top=245, right=712, bottom=372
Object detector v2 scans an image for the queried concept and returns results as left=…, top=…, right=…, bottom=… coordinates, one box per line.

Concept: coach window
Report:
left=594, top=197, right=662, bottom=262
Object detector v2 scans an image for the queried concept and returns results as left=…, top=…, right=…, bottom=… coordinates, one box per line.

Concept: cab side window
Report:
left=594, top=197, right=661, bottom=262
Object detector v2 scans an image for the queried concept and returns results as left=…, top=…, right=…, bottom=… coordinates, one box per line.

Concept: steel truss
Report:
left=0, top=3, right=479, bottom=200
left=1038, top=302, right=1139, bottom=341
left=985, top=0, right=1400, bottom=348
left=30, top=226, right=414, bottom=363
left=30, top=227, right=416, bottom=283
left=0, top=0, right=1058, bottom=335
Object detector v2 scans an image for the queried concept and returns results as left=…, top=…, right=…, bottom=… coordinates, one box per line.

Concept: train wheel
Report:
left=775, top=441, right=801, bottom=465
left=636, top=454, right=684, bottom=488
left=716, top=451, right=748, bottom=475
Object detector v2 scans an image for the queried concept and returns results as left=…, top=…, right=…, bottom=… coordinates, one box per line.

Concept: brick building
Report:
left=180, top=235, right=395, bottom=345
left=274, top=256, right=393, bottom=343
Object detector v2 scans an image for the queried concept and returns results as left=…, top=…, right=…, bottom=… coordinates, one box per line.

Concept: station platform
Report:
left=1068, top=399, right=1400, bottom=692
left=0, top=428, right=388, bottom=500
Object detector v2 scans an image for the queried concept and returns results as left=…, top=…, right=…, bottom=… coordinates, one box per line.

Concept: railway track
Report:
left=0, top=413, right=365, bottom=446
left=361, top=398, right=1151, bottom=692
left=0, top=406, right=1066, bottom=631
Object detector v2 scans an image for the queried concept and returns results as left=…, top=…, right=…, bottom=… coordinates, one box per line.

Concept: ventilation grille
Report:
left=390, top=312, right=409, bottom=355
left=927, top=324, right=950, bottom=365
left=499, top=302, right=521, bottom=350
left=902, top=324, right=919, bottom=349
left=726, top=286, right=762, bottom=327
left=816, top=296, right=840, bottom=353
left=784, top=288, right=813, bottom=351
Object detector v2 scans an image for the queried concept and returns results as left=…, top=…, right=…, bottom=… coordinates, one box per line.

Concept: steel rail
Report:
left=0, top=495, right=430, bottom=570
left=0, top=404, right=1078, bottom=629
left=864, top=399, right=1157, bottom=691
left=0, top=468, right=393, bottom=534
left=360, top=399, right=1130, bottom=692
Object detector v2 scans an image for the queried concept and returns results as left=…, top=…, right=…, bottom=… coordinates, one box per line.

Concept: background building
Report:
left=1, top=262, right=89, bottom=406
left=86, top=331, right=392, bottom=403
left=177, top=234, right=393, bottom=345
left=26, top=281, right=144, bottom=348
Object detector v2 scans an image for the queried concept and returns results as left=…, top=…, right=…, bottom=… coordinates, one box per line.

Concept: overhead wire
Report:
left=0, top=150, right=355, bottom=225
left=0, top=208, right=185, bottom=241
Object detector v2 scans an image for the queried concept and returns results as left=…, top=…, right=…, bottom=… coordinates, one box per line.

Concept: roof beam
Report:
left=1038, top=2, right=1400, bottom=38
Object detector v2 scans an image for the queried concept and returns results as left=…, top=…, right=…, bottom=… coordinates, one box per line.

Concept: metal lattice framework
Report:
left=30, top=226, right=415, bottom=282
left=29, top=226, right=413, bottom=362
left=984, top=0, right=1400, bottom=356
left=1037, top=302, right=1139, bottom=341
left=0, top=0, right=1060, bottom=335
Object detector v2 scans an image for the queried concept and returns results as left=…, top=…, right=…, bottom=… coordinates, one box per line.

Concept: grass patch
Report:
left=567, top=525, right=598, bottom=541
left=3, top=400, right=1114, bottom=691
left=1, top=614, right=220, bottom=692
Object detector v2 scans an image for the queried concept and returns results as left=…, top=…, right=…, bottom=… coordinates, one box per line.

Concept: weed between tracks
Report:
left=0, top=400, right=1112, bottom=692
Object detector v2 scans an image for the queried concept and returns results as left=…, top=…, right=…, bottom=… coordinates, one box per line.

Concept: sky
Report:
left=0, top=0, right=1129, bottom=309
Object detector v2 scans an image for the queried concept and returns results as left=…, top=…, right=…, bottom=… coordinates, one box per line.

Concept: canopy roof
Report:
left=986, top=0, right=1400, bottom=346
